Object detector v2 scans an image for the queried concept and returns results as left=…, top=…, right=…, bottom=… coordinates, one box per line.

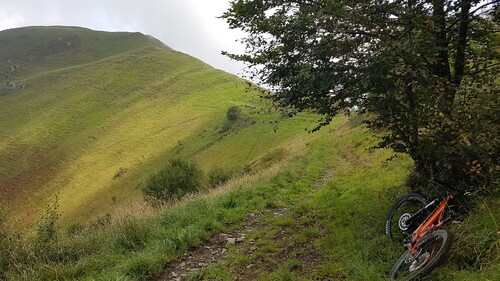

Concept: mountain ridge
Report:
left=0, top=26, right=172, bottom=85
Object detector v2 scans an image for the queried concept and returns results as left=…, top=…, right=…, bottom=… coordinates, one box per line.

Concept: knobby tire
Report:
left=388, top=230, right=452, bottom=280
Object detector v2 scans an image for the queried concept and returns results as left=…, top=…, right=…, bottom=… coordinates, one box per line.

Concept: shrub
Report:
left=220, top=106, right=256, bottom=134
left=448, top=196, right=500, bottom=270
left=142, top=159, right=203, bottom=203
left=226, top=106, right=241, bottom=122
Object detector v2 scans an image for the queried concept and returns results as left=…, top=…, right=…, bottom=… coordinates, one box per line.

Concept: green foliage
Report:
left=219, top=120, right=234, bottom=134
left=227, top=106, right=242, bottom=122
left=220, top=105, right=256, bottom=134
left=142, top=159, right=203, bottom=203
left=220, top=193, right=242, bottom=209
left=219, top=105, right=242, bottom=134
left=222, top=0, right=499, bottom=193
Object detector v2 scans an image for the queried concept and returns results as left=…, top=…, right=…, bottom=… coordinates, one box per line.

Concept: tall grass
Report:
left=1, top=117, right=497, bottom=280
left=0, top=136, right=315, bottom=280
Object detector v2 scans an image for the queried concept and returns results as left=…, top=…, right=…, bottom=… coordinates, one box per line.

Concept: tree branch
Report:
left=466, top=62, right=500, bottom=75
left=447, top=0, right=499, bottom=33
left=469, top=0, right=500, bottom=16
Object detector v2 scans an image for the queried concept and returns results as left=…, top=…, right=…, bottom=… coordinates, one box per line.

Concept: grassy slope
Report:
left=0, top=27, right=318, bottom=228
left=0, top=26, right=165, bottom=84
left=0, top=27, right=497, bottom=280
left=1, top=117, right=497, bottom=280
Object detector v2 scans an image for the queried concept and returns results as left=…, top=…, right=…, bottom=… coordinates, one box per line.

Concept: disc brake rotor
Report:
left=409, top=252, right=431, bottom=272
left=405, top=248, right=422, bottom=264
left=398, top=213, right=412, bottom=231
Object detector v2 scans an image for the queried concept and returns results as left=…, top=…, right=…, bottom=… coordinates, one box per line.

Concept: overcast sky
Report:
left=0, top=0, right=247, bottom=76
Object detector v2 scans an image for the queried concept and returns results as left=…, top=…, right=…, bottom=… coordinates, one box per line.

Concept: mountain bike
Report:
left=385, top=191, right=460, bottom=280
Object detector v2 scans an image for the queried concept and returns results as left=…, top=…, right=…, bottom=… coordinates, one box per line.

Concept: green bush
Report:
left=220, top=106, right=256, bottom=134
left=142, top=159, right=203, bottom=203
left=226, top=106, right=241, bottom=122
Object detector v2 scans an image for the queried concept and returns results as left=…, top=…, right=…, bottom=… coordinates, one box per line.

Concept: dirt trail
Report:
left=156, top=212, right=267, bottom=281
left=156, top=171, right=334, bottom=281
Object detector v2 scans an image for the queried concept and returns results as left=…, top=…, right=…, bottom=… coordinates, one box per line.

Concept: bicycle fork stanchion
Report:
left=408, top=195, right=453, bottom=255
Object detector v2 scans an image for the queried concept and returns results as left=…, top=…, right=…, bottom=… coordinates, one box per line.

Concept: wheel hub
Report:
left=398, top=213, right=412, bottom=231
left=408, top=252, right=431, bottom=272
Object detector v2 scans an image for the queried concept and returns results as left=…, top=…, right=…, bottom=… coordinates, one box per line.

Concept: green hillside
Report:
left=0, top=116, right=497, bottom=280
left=0, top=26, right=497, bottom=281
left=0, top=26, right=318, bottom=228
left=0, top=26, right=168, bottom=83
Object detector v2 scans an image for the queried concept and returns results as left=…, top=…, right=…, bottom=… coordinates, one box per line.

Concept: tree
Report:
left=222, top=0, right=499, bottom=191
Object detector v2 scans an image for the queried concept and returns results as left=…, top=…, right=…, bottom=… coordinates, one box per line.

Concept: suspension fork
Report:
left=408, top=195, right=454, bottom=254
left=405, top=199, right=439, bottom=226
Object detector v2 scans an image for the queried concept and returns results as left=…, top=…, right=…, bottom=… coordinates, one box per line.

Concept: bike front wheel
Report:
left=385, top=193, right=429, bottom=241
left=388, top=230, right=451, bottom=280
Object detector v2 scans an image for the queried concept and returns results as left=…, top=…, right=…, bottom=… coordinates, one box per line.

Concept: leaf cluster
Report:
left=222, top=0, right=499, bottom=191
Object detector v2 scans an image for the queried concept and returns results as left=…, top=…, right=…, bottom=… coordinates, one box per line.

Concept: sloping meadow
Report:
left=0, top=27, right=320, bottom=229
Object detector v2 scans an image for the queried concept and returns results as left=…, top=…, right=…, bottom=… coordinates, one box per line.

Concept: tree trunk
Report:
left=453, top=0, right=471, bottom=87
left=432, top=0, right=453, bottom=117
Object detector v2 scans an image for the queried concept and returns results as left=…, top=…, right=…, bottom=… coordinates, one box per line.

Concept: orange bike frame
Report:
left=409, top=195, right=454, bottom=254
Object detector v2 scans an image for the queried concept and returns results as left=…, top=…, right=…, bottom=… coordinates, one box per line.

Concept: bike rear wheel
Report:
left=389, top=230, right=451, bottom=280
left=385, top=193, right=429, bottom=241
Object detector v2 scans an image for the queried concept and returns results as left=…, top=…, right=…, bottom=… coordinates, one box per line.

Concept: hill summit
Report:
left=0, top=26, right=170, bottom=84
